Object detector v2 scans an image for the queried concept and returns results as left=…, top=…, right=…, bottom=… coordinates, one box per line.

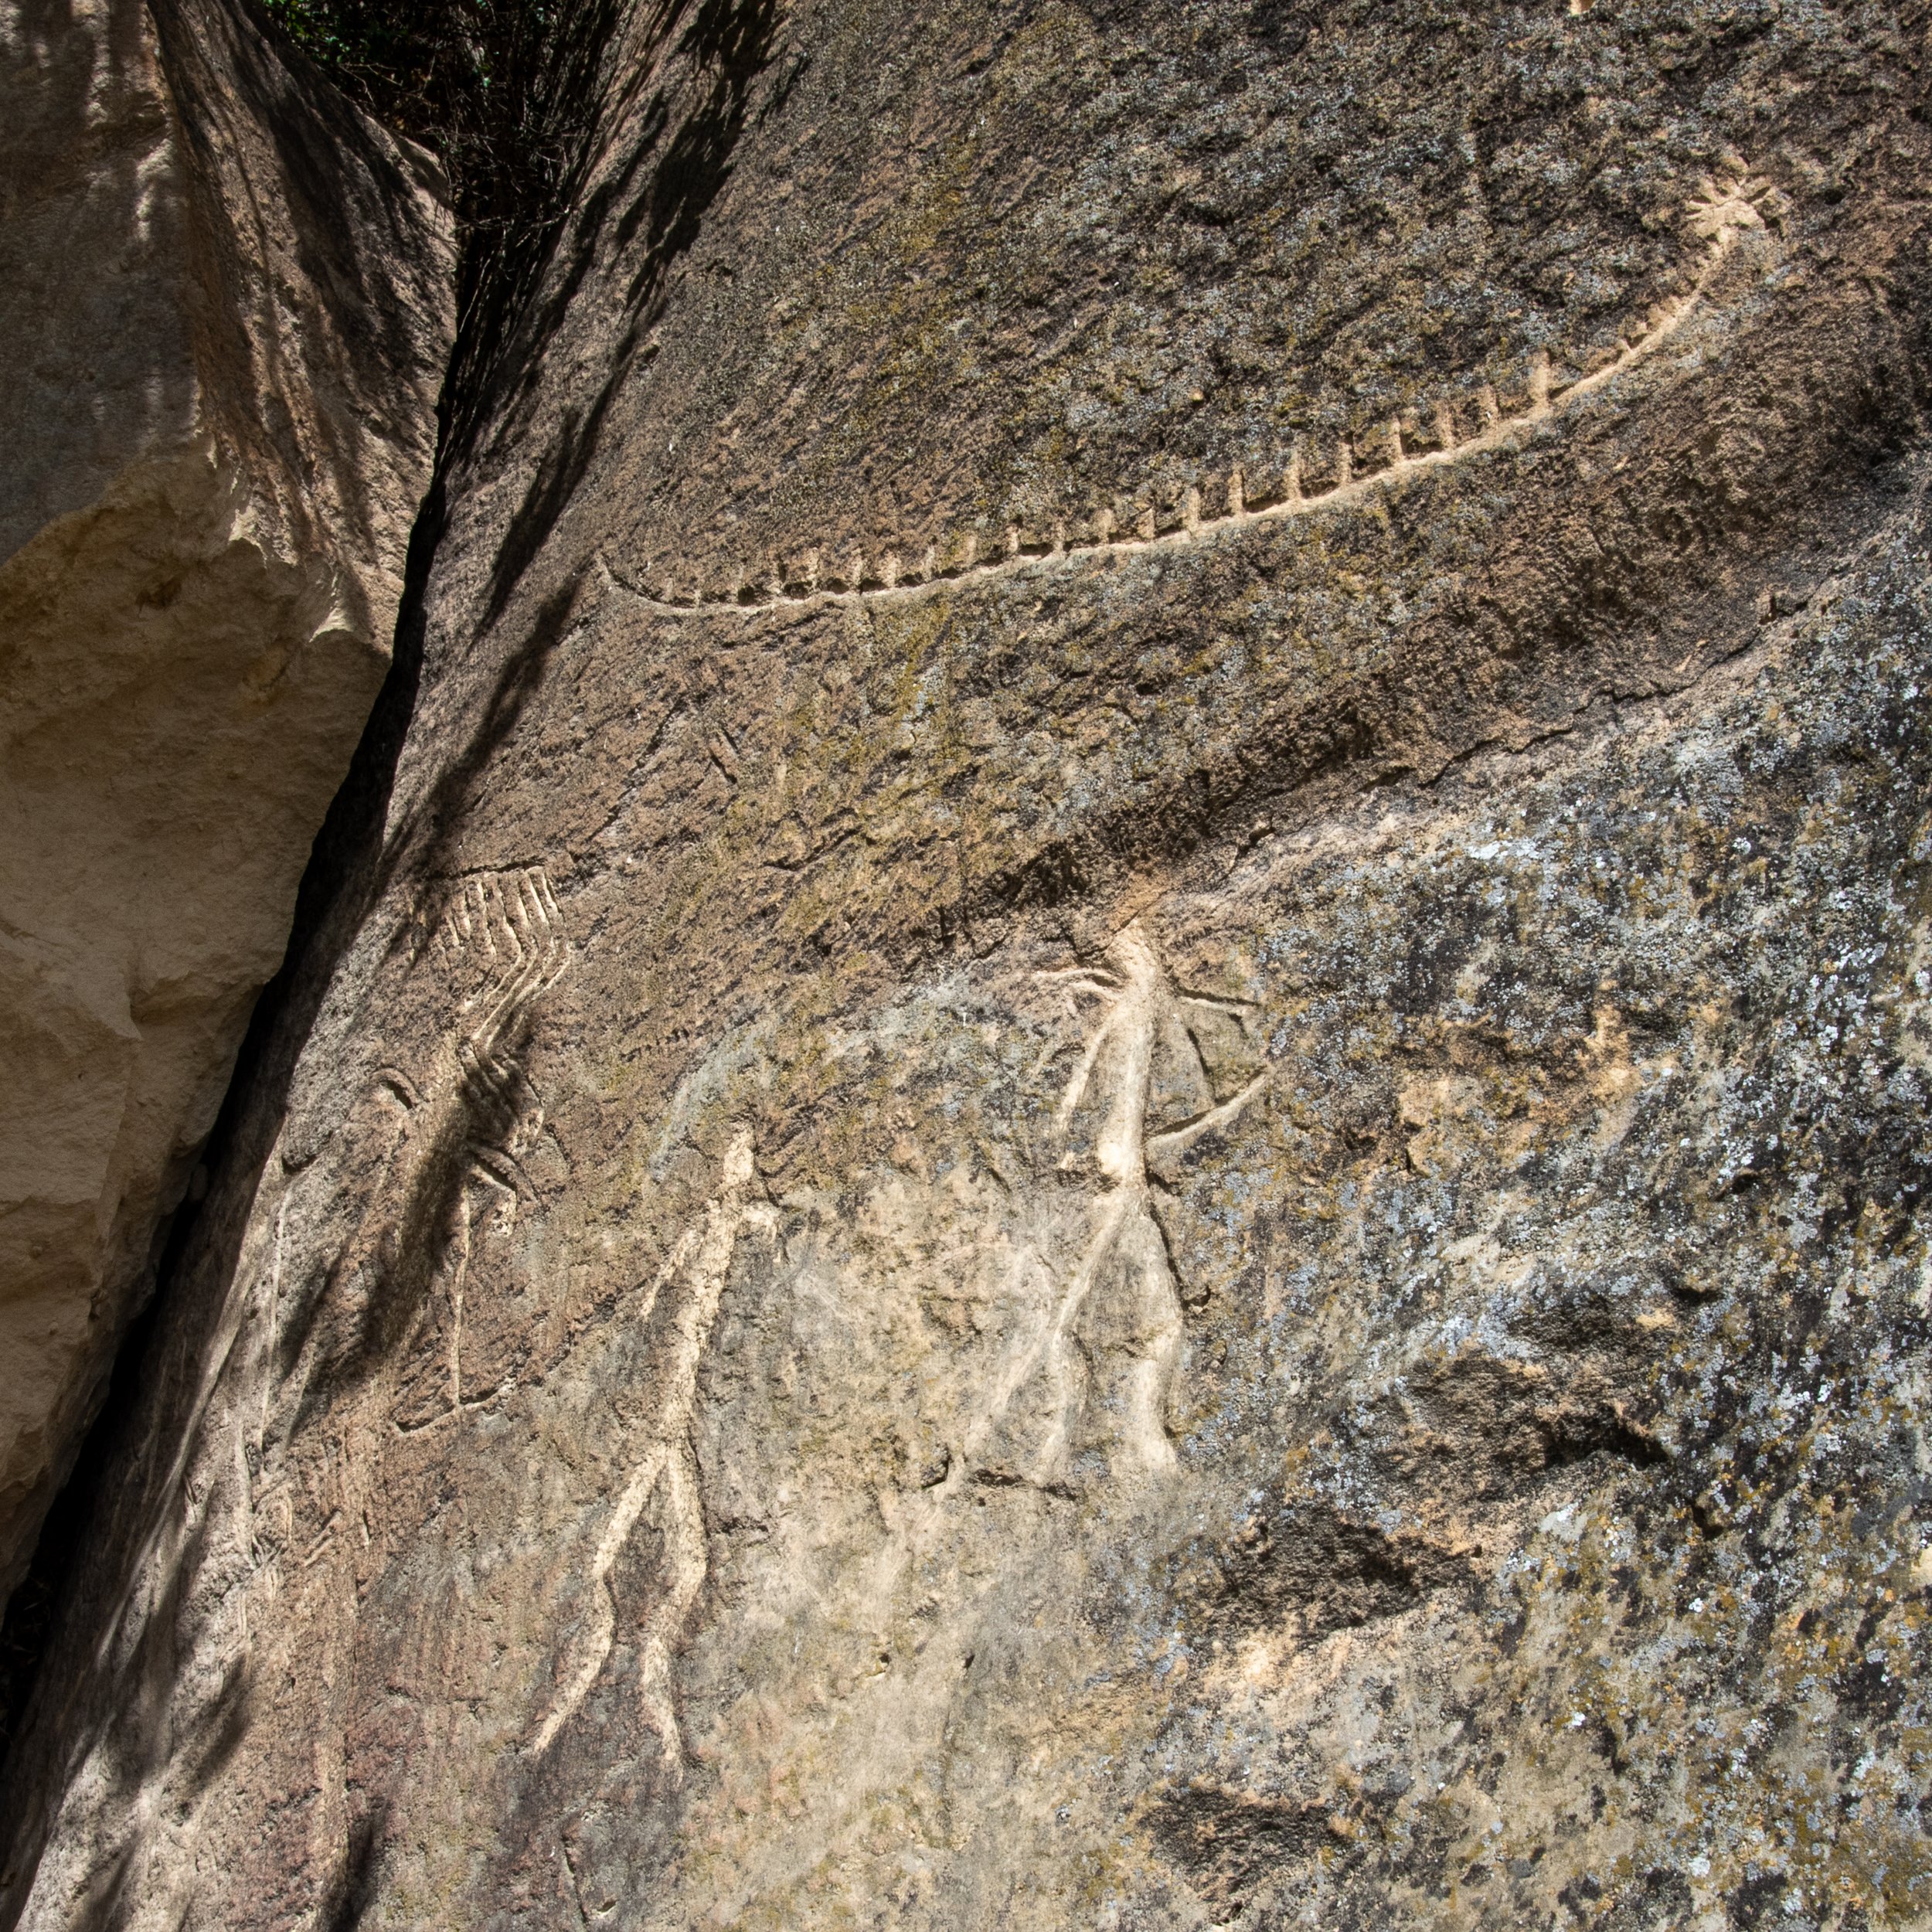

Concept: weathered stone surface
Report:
left=0, top=0, right=453, bottom=1607
left=5, top=2, right=1932, bottom=1927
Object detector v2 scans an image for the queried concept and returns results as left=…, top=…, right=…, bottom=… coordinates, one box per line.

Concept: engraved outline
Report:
left=602, top=175, right=1777, bottom=620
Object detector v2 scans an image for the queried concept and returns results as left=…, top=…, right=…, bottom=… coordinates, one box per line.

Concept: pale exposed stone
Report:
left=0, top=0, right=452, bottom=1605
left=5, top=2, right=1932, bottom=1927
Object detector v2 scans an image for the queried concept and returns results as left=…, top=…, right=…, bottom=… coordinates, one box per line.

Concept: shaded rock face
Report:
left=0, top=0, right=452, bottom=1605
left=5, top=2, right=1932, bottom=1930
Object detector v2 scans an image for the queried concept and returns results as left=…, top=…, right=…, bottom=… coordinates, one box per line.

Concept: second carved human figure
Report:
left=969, top=923, right=1269, bottom=1494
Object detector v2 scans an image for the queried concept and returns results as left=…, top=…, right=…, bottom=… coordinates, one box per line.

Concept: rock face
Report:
left=5, top=2, right=1932, bottom=1929
left=0, top=0, right=452, bottom=1607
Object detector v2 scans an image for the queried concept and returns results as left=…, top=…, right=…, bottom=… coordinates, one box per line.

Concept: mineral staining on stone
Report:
left=4, top=1, right=1930, bottom=1928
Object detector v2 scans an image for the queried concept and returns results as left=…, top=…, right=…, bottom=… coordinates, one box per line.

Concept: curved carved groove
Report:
left=602, top=174, right=1777, bottom=622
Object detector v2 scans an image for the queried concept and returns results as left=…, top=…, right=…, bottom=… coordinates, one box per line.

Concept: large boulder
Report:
left=0, top=0, right=452, bottom=1607
left=5, top=1, right=1931, bottom=1927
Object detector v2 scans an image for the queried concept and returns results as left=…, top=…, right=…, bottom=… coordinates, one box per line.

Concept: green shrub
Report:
left=254, top=0, right=533, bottom=155
left=252, top=0, right=619, bottom=438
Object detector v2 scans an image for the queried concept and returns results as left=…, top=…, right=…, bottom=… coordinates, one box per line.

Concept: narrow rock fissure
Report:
left=8, top=3, right=1932, bottom=1925
left=0, top=0, right=627, bottom=1818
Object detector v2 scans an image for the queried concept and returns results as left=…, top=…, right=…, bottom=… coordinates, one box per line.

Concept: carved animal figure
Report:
left=603, top=171, right=1779, bottom=620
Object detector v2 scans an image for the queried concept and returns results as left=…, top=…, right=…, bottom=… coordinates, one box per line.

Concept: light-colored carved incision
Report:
left=380, top=866, right=571, bottom=1434
left=436, top=865, right=570, bottom=1175
left=431, top=866, right=568, bottom=1073
left=974, top=925, right=1268, bottom=1491
left=604, top=174, right=1777, bottom=621
left=529, top=1131, right=772, bottom=1766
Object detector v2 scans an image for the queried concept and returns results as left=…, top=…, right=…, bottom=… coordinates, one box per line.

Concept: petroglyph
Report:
left=416, top=868, right=569, bottom=1190
left=1, top=881, right=573, bottom=1927
left=277, top=868, right=572, bottom=1435
left=429, top=867, right=571, bottom=1172
left=603, top=174, right=1779, bottom=621
left=529, top=1131, right=773, bottom=1767
left=971, top=925, right=1268, bottom=1492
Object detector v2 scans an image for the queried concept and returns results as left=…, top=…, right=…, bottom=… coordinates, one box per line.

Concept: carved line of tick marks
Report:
left=604, top=175, right=1777, bottom=621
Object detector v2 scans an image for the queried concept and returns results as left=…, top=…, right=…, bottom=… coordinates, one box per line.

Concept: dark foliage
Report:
left=250, top=0, right=623, bottom=451
left=252, top=0, right=577, bottom=172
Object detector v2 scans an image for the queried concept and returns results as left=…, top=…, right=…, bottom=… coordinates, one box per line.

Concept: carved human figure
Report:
left=976, top=922, right=1267, bottom=1491
left=431, top=865, right=571, bottom=1177
left=420, top=868, right=570, bottom=1418
left=529, top=1130, right=772, bottom=1771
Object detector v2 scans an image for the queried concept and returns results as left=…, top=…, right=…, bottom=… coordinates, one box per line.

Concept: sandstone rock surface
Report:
left=5, top=2, right=1932, bottom=1928
left=0, top=0, right=453, bottom=1607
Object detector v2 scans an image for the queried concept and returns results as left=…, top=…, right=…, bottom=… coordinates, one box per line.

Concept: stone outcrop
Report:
left=5, top=2, right=1932, bottom=1928
left=0, top=0, right=452, bottom=1608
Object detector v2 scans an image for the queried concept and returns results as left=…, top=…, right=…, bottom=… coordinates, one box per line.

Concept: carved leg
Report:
left=1028, top=1188, right=1130, bottom=1491
left=1115, top=1206, right=1182, bottom=1480
left=636, top=1437, right=708, bottom=1780
left=528, top=1443, right=667, bottom=1758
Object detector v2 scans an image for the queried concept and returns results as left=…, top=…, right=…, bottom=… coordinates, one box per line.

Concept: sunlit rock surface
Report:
left=0, top=0, right=451, bottom=1608
left=4, top=2, right=1930, bottom=1927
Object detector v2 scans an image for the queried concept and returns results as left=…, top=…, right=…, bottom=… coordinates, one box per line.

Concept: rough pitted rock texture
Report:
left=4, top=2, right=1932, bottom=1928
left=0, top=0, right=453, bottom=1605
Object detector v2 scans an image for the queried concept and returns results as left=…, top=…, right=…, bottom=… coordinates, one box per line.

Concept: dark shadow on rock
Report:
left=278, top=1074, right=474, bottom=1434
left=0, top=3, right=617, bottom=1916
left=68, top=1841, right=137, bottom=1932
left=179, top=1651, right=253, bottom=1803
left=149, top=0, right=451, bottom=562
left=379, top=570, right=584, bottom=902
left=475, top=0, right=784, bottom=636
left=319, top=1799, right=390, bottom=1932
